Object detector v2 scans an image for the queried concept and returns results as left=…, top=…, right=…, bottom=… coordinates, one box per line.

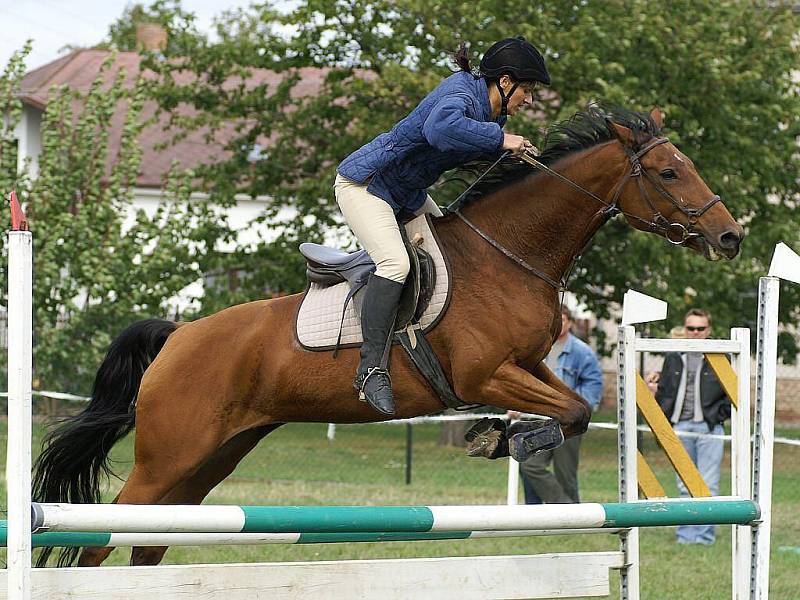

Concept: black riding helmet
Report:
left=480, top=36, right=550, bottom=117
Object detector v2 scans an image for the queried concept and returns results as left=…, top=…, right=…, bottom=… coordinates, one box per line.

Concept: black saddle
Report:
left=299, top=231, right=436, bottom=329
left=300, top=244, right=374, bottom=288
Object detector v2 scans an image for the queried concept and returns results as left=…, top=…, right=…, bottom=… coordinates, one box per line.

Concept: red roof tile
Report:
left=20, top=49, right=328, bottom=188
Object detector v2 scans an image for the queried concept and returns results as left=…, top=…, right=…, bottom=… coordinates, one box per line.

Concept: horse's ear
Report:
left=650, top=107, right=663, bottom=129
left=606, top=119, right=635, bottom=147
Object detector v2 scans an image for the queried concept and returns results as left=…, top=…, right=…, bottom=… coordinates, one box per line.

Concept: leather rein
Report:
left=447, top=137, right=721, bottom=291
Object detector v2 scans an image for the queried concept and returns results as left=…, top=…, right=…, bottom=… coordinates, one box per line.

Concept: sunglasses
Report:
left=686, top=326, right=708, bottom=332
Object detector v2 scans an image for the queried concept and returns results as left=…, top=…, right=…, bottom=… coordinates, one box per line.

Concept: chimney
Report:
left=136, top=23, right=168, bottom=52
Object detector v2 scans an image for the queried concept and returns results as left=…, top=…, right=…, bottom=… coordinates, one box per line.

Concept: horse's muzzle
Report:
left=716, top=226, right=744, bottom=259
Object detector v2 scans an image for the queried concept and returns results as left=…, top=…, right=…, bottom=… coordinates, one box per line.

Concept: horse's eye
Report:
left=660, top=169, right=677, bottom=180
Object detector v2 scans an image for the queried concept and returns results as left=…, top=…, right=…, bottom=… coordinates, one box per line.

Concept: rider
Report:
left=335, top=37, right=551, bottom=416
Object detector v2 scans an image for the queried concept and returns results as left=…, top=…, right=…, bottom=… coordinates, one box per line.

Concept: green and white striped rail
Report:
left=32, top=499, right=759, bottom=535
left=1, top=525, right=624, bottom=549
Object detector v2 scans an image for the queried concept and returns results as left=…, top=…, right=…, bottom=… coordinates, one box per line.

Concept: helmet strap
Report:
left=495, top=79, right=519, bottom=118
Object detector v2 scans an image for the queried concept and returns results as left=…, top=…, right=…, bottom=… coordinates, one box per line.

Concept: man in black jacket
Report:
left=645, top=308, right=731, bottom=545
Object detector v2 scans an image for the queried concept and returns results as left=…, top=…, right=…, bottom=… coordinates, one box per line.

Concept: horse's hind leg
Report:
left=77, top=421, right=281, bottom=568
left=76, top=458, right=195, bottom=567
left=75, top=457, right=183, bottom=568
left=129, top=424, right=283, bottom=566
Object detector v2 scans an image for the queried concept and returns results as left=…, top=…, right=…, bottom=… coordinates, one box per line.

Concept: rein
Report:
left=444, top=150, right=568, bottom=291
left=446, top=136, right=720, bottom=291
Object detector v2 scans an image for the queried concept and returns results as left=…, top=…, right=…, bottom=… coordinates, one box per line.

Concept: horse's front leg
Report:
left=457, top=360, right=591, bottom=460
left=476, top=361, right=591, bottom=436
left=527, top=360, right=595, bottom=427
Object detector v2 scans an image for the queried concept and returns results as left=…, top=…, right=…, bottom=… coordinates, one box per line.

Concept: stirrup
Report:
left=508, top=419, right=565, bottom=462
left=356, top=366, right=391, bottom=401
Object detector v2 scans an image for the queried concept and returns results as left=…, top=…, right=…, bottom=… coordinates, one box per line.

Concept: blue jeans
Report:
left=673, top=420, right=724, bottom=544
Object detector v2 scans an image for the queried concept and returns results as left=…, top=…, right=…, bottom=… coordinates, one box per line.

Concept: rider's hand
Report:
left=502, top=133, right=535, bottom=156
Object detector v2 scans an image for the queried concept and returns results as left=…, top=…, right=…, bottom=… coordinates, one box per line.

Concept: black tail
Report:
left=32, top=318, right=178, bottom=567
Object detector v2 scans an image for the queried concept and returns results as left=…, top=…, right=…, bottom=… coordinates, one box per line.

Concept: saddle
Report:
left=296, top=217, right=565, bottom=453
left=300, top=229, right=435, bottom=332
left=296, top=214, right=468, bottom=410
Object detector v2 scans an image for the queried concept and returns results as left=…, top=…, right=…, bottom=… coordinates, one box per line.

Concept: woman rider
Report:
left=336, top=37, right=551, bottom=416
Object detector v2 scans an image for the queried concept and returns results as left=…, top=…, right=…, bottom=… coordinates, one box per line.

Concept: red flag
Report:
left=9, top=191, right=28, bottom=231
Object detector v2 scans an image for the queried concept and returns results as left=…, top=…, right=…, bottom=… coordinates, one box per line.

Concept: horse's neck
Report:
left=460, top=143, right=625, bottom=284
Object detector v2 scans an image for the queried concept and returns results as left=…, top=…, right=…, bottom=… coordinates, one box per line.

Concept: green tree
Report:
left=105, top=0, right=204, bottom=54
left=144, top=1, right=800, bottom=357
left=0, top=43, right=31, bottom=204
left=0, top=53, right=229, bottom=393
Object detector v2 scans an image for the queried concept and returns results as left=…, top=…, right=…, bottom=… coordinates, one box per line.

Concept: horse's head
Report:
left=608, top=109, right=743, bottom=260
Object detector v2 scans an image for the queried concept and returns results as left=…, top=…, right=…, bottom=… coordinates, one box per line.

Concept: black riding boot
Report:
left=355, top=274, right=404, bottom=415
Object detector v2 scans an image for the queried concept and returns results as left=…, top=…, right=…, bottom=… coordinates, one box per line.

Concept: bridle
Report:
left=606, top=138, right=721, bottom=244
left=447, top=136, right=721, bottom=291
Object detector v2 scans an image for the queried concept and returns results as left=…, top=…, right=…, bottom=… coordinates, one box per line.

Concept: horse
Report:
left=32, top=105, right=743, bottom=567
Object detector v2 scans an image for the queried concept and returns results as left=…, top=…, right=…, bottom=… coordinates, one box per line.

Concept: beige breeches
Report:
left=335, top=174, right=442, bottom=283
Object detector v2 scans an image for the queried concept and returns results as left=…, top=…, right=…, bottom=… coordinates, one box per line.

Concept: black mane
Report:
left=446, top=104, right=662, bottom=206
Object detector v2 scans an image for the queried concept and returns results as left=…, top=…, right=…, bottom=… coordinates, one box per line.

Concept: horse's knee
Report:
left=562, top=399, right=591, bottom=437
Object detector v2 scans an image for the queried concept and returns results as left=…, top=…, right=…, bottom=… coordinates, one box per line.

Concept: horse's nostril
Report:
left=720, top=230, right=741, bottom=250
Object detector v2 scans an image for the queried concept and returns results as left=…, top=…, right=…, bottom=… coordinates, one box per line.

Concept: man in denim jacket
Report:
left=517, top=306, right=604, bottom=503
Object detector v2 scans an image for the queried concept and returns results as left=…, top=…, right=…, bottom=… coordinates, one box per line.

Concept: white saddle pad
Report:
left=295, top=214, right=451, bottom=350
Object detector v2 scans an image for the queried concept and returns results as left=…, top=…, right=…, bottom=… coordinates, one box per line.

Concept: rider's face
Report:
left=500, top=76, right=534, bottom=116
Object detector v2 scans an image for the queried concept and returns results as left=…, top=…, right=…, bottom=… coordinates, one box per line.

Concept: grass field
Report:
left=2, top=413, right=798, bottom=599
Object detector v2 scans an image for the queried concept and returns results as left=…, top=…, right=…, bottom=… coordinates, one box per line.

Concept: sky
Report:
left=0, top=0, right=280, bottom=71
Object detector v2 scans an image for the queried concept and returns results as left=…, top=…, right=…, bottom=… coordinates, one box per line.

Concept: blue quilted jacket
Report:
left=337, top=71, right=506, bottom=213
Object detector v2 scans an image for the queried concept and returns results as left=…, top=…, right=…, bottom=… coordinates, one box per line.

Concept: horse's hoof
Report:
left=508, top=419, right=564, bottom=462
left=465, top=418, right=509, bottom=459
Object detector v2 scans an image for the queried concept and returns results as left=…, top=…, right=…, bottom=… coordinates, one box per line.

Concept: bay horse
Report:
left=32, top=105, right=743, bottom=567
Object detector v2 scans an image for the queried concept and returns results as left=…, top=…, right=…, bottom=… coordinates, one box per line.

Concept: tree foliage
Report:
left=141, top=0, right=799, bottom=358
left=0, top=53, right=225, bottom=392
left=0, top=44, right=31, bottom=203
left=104, top=0, right=204, bottom=54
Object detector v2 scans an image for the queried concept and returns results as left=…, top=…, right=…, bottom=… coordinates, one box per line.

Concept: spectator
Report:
left=669, top=325, right=687, bottom=339
left=513, top=305, right=603, bottom=504
left=645, top=308, right=731, bottom=545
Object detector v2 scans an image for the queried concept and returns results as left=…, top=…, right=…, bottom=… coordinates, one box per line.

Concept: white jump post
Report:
left=619, top=324, right=753, bottom=600
left=616, top=242, right=800, bottom=600
left=751, top=243, right=800, bottom=598
left=6, top=191, right=32, bottom=600
left=617, top=288, right=669, bottom=599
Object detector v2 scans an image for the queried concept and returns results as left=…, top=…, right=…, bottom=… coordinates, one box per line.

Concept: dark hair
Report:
left=453, top=42, right=472, bottom=73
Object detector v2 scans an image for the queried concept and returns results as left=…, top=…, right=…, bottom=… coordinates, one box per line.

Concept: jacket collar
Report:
left=475, top=76, right=492, bottom=121
left=473, top=77, right=508, bottom=129
left=556, top=332, right=576, bottom=355
left=475, top=76, right=506, bottom=126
